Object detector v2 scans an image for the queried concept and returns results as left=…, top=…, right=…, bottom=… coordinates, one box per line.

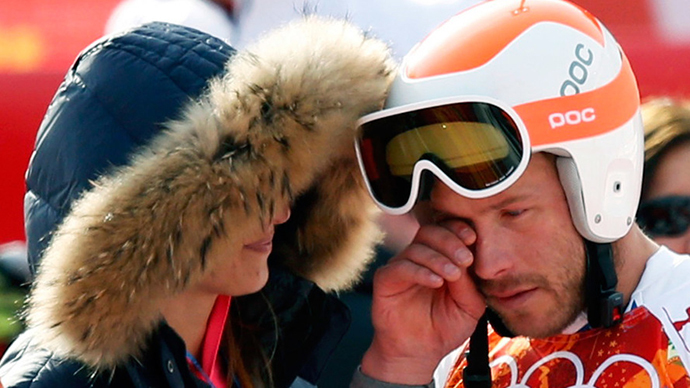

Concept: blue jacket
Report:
left=0, top=18, right=394, bottom=387
left=23, top=22, right=232, bottom=274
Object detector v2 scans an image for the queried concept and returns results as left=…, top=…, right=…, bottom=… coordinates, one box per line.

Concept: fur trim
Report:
left=27, top=16, right=395, bottom=370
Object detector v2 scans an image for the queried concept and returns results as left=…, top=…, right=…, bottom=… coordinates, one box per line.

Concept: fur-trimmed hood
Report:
left=26, top=17, right=395, bottom=370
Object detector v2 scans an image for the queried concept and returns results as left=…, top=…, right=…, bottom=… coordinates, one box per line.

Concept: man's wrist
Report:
left=359, top=340, right=438, bottom=385
left=351, top=366, right=435, bottom=388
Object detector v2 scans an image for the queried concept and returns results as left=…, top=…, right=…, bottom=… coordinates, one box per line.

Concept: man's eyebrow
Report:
left=427, top=204, right=476, bottom=229
left=489, top=194, right=532, bottom=211
left=430, top=205, right=466, bottom=220
left=429, top=192, right=533, bottom=220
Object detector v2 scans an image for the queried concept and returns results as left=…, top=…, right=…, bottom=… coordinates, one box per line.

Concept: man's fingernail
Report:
left=459, top=228, right=474, bottom=241
left=455, top=249, right=472, bottom=264
left=444, top=263, right=461, bottom=276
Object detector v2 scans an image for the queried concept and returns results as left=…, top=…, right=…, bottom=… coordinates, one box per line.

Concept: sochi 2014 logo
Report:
left=489, top=351, right=661, bottom=388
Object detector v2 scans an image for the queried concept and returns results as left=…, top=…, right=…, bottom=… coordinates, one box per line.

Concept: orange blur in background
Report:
left=0, top=0, right=121, bottom=244
left=2, top=0, right=690, bottom=245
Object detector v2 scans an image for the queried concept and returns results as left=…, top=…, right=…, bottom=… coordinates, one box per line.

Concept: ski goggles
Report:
left=636, top=196, right=690, bottom=237
left=355, top=98, right=531, bottom=214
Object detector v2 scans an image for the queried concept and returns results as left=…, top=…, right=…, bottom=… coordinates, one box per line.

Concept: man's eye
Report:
left=505, top=209, right=526, bottom=217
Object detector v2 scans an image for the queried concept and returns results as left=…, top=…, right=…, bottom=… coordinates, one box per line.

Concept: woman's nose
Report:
left=273, top=203, right=291, bottom=225
left=665, top=226, right=690, bottom=255
left=681, top=232, right=690, bottom=255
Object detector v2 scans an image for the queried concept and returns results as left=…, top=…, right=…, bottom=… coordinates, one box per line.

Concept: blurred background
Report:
left=2, top=0, right=690, bottom=356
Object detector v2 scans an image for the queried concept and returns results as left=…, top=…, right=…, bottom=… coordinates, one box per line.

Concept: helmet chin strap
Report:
left=584, top=240, right=625, bottom=328
left=463, top=239, right=624, bottom=387
left=462, top=313, right=491, bottom=388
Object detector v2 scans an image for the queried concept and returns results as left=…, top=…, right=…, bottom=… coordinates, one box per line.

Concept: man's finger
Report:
left=374, top=259, right=446, bottom=294
left=388, top=244, right=465, bottom=282
left=413, top=224, right=475, bottom=267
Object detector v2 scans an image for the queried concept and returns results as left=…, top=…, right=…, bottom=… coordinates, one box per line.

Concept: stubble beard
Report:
left=490, top=276, right=586, bottom=339
left=482, top=242, right=587, bottom=339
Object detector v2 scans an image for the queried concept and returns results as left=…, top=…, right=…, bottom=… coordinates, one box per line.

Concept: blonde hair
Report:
left=641, top=96, right=690, bottom=200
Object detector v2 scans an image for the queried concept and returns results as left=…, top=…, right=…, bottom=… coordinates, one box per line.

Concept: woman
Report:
left=0, top=16, right=394, bottom=387
left=637, top=97, right=690, bottom=254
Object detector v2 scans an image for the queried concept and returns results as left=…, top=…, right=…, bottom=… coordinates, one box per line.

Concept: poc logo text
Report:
left=549, top=108, right=596, bottom=129
left=560, top=43, right=593, bottom=96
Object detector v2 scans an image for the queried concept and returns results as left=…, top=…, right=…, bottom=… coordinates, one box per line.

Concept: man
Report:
left=350, top=0, right=690, bottom=387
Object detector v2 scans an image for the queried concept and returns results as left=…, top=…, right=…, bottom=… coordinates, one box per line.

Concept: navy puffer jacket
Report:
left=3, top=23, right=234, bottom=387
left=24, top=22, right=232, bottom=274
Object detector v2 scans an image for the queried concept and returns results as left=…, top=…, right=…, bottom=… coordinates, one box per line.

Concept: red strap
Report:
left=202, top=295, right=232, bottom=388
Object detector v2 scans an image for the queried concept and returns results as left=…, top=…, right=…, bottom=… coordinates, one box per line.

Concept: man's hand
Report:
left=361, top=219, right=486, bottom=385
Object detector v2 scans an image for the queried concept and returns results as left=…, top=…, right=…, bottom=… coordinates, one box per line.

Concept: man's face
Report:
left=428, top=153, right=586, bottom=338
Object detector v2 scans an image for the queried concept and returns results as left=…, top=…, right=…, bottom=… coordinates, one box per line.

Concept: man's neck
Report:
left=561, top=311, right=589, bottom=334
left=560, top=227, right=658, bottom=336
left=611, top=225, right=659, bottom=308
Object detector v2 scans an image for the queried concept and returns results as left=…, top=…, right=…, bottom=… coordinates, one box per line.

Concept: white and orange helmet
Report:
left=356, top=0, right=643, bottom=243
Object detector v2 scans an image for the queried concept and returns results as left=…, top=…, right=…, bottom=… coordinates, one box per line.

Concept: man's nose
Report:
left=471, top=229, right=514, bottom=280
